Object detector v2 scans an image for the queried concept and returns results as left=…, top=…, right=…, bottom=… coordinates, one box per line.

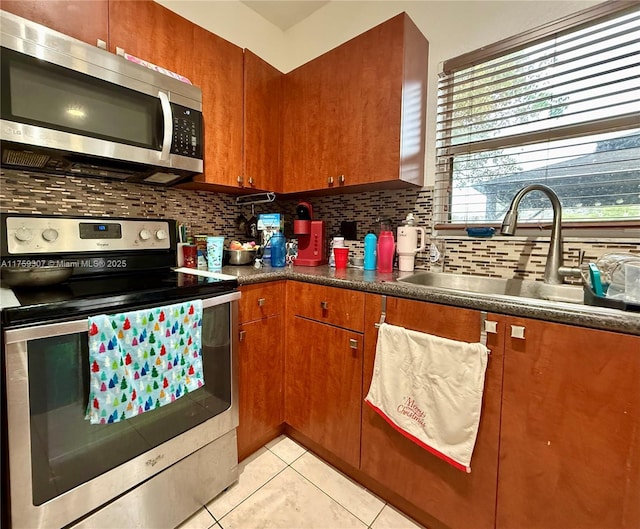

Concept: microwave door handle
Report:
left=158, top=91, right=172, bottom=162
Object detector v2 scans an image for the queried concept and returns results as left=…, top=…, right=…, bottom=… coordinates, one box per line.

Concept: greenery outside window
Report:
left=435, top=2, right=640, bottom=230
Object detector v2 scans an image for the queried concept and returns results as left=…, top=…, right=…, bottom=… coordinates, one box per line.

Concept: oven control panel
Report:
left=4, top=216, right=173, bottom=254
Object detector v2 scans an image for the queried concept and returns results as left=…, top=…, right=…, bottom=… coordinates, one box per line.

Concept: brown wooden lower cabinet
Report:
left=237, top=316, right=284, bottom=461
left=496, top=317, right=640, bottom=529
left=361, top=294, right=505, bottom=529
left=237, top=281, right=640, bottom=529
left=236, top=282, right=285, bottom=460
left=285, top=316, right=363, bottom=468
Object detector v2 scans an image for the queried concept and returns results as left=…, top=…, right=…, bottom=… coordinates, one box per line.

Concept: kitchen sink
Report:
left=397, top=271, right=585, bottom=304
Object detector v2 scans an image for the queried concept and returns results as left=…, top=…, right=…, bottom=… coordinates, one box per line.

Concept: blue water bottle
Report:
left=364, top=232, right=377, bottom=271
left=270, top=231, right=286, bottom=267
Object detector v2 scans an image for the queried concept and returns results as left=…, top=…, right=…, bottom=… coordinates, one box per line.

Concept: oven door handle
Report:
left=3, top=291, right=241, bottom=344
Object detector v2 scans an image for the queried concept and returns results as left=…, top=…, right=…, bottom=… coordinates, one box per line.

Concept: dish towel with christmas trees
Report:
left=85, top=299, right=204, bottom=425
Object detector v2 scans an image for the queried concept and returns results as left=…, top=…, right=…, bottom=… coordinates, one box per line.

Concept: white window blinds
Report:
left=435, top=5, right=640, bottom=226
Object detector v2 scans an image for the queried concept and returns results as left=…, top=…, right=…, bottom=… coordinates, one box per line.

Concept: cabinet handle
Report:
left=349, top=338, right=358, bottom=350
left=239, top=330, right=246, bottom=342
left=510, top=325, right=526, bottom=340
left=237, top=175, right=244, bottom=185
left=257, top=298, right=266, bottom=307
left=327, top=176, right=334, bottom=185
left=338, top=174, right=345, bottom=184
left=320, top=301, right=329, bottom=310
left=485, top=320, right=498, bottom=334
left=248, top=177, right=254, bottom=185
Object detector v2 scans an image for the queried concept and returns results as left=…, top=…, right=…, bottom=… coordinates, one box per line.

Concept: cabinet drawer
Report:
left=288, top=282, right=365, bottom=332
left=239, top=281, right=285, bottom=323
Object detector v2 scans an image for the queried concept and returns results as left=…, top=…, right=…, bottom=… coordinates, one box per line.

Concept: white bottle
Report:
left=396, top=214, right=425, bottom=272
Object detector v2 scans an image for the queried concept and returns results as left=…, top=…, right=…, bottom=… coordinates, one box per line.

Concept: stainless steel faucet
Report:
left=501, top=184, right=580, bottom=285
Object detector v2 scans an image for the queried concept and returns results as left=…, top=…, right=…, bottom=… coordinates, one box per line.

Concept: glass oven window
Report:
left=28, top=303, right=231, bottom=505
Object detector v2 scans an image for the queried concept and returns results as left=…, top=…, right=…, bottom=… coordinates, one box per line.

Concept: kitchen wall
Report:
left=0, top=170, right=237, bottom=237
left=2, top=171, right=638, bottom=280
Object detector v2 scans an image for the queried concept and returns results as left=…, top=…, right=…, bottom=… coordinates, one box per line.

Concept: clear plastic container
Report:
left=598, top=253, right=640, bottom=300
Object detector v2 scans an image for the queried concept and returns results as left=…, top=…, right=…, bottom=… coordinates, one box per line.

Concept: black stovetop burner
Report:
left=2, top=270, right=238, bottom=328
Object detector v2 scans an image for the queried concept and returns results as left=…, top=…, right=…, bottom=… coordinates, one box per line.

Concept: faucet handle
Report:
left=559, top=265, right=583, bottom=279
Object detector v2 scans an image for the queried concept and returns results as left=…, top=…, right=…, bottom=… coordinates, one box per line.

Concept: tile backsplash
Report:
left=2, top=170, right=638, bottom=281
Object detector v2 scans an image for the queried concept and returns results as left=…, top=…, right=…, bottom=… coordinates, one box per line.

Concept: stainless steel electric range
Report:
left=1, top=213, right=240, bottom=529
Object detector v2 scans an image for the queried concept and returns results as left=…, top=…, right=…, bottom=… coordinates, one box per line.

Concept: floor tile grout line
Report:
left=210, top=462, right=289, bottom=524
left=287, top=461, right=383, bottom=527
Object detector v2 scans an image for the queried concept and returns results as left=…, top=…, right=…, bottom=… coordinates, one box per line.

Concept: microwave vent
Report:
left=3, top=149, right=50, bottom=168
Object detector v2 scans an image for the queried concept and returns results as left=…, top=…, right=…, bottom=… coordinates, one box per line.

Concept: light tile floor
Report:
left=177, top=436, right=426, bottom=529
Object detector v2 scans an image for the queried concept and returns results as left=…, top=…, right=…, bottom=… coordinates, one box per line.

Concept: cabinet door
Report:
left=282, top=58, right=328, bottom=193
left=497, top=318, right=640, bottom=529
left=285, top=316, right=362, bottom=468
left=282, top=35, right=362, bottom=194
left=191, top=24, right=244, bottom=188
left=357, top=13, right=427, bottom=187
left=108, top=0, right=192, bottom=79
left=1, top=0, right=108, bottom=46
left=237, top=316, right=284, bottom=461
left=109, top=0, right=244, bottom=190
left=243, top=50, right=283, bottom=192
left=282, top=13, right=427, bottom=194
left=361, top=295, right=504, bottom=529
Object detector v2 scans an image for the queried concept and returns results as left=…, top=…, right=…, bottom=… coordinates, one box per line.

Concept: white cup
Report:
left=397, top=226, right=426, bottom=272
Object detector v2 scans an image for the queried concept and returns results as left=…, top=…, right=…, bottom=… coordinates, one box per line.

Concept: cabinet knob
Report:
left=338, top=174, right=345, bottom=184
left=510, top=325, right=526, bottom=340
left=237, top=175, right=244, bottom=185
left=327, top=176, right=334, bottom=185
left=239, top=330, right=246, bottom=342
left=349, top=338, right=358, bottom=350
left=320, top=301, right=329, bottom=310
left=257, top=298, right=266, bottom=307
left=248, top=177, right=254, bottom=185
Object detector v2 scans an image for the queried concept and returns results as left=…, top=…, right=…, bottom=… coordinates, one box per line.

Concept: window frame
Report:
left=434, top=0, right=640, bottom=237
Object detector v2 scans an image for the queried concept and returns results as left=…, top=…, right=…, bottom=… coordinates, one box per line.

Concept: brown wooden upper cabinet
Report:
left=240, top=50, right=283, bottom=193
left=1, top=0, right=109, bottom=46
left=109, top=1, right=245, bottom=191
left=282, top=13, right=428, bottom=194
left=2, top=4, right=428, bottom=195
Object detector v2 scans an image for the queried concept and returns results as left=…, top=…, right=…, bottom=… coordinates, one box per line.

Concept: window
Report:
left=435, top=3, right=640, bottom=227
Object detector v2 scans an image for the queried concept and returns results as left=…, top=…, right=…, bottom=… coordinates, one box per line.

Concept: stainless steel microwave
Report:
left=0, top=11, right=203, bottom=185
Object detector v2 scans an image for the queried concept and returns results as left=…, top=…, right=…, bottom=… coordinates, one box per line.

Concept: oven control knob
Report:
left=155, top=229, right=168, bottom=240
left=139, top=229, right=152, bottom=241
left=42, top=228, right=59, bottom=242
left=15, top=227, right=33, bottom=242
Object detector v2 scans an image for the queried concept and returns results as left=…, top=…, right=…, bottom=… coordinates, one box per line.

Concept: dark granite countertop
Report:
left=222, top=264, right=640, bottom=336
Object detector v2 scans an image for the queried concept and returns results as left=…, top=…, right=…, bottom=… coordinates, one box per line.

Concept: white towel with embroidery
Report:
left=365, top=323, right=489, bottom=473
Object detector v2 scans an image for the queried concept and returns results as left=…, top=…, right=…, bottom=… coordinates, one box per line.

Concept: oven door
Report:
left=3, top=291, right=239, bottom=529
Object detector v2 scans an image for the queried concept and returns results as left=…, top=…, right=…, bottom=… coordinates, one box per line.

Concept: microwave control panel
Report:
left=170, top=103, right=202, bottom=159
